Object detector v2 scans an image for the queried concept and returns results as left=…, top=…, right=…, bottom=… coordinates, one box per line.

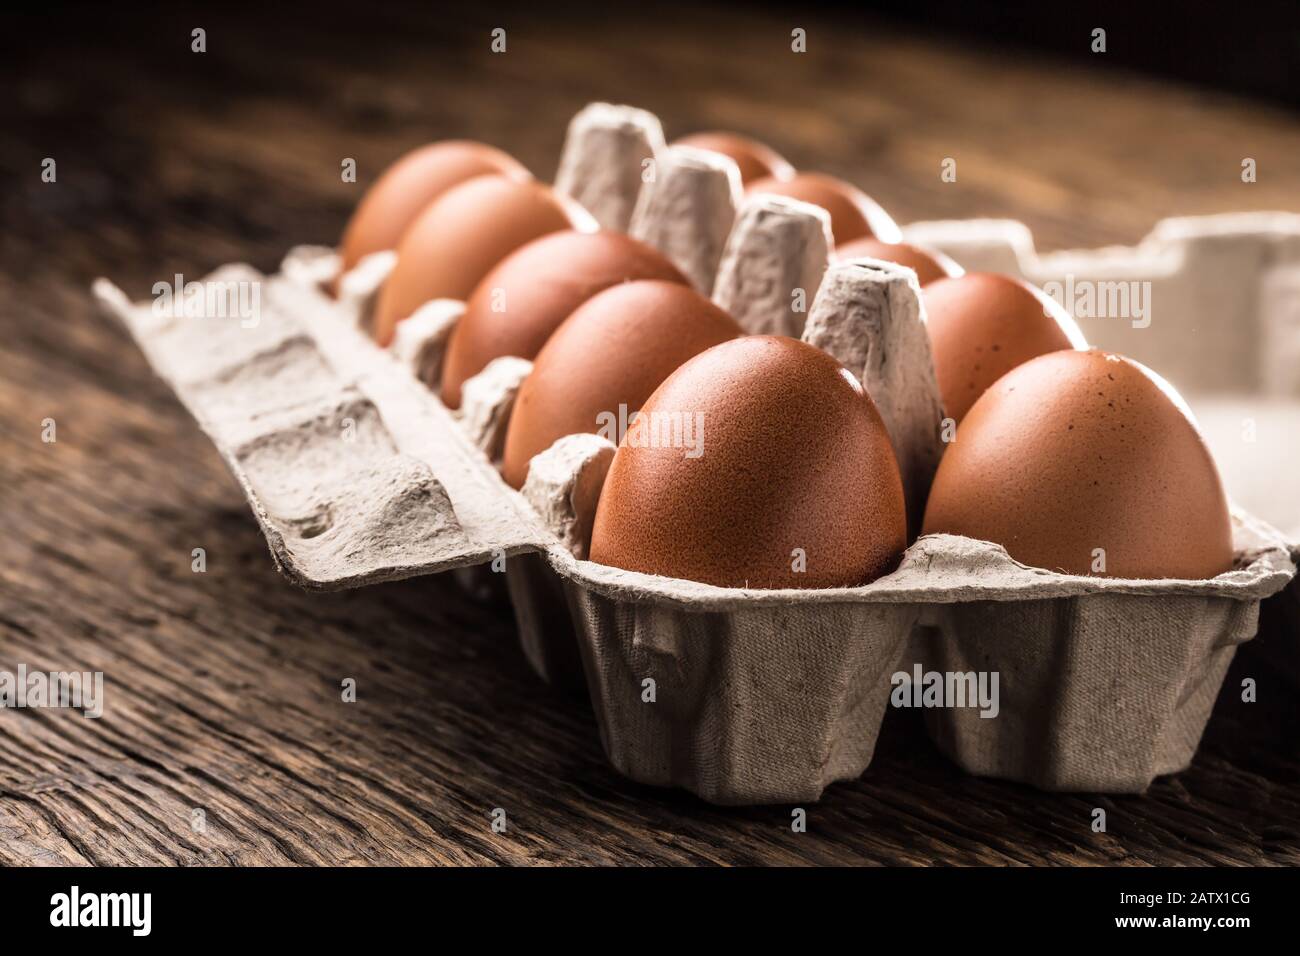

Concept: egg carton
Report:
left=91, top=260, right=1293, bottom=803
left=92, top=102, right=1298, bottom=804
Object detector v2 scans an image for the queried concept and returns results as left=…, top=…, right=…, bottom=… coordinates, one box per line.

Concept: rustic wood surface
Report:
left=2, top=4, right=1298, bottom=866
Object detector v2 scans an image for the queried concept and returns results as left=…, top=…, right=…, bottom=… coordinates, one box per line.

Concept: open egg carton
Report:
left=94, top=103, right=1298, bottom=805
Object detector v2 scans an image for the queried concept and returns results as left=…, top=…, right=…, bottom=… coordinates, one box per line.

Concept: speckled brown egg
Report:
left=922, top=349, right=1234, bottom=579
left=440, top=231, right=688, bottom=409
left=745, top=172, right=899, bottom=246
left=372, top=176, right=597, bottom=347
left=501, top=281, right=742, bottom=489
left=672, top=132, right=795, bottom=185
left=835, top=237, right=963, bottom=285
left=338, top=141, right=530, bottom=282
left=589, top=336, right=907, bottom=589
left=923, top=272, right=1087, bottom=423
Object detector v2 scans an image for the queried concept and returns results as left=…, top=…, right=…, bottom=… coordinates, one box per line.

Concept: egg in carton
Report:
left=93, top=102, right=1297, bottom=803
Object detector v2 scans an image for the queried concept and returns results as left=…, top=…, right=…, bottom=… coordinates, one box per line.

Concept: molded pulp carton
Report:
left=94, top=103, right=1297, bottom=804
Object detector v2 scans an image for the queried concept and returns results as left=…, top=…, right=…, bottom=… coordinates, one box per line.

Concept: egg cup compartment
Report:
left=905, top=515, right=1290, bottom=793
left=918, top=593, right=1250, bottom=792
left=553, top=555, right=919, bottom=805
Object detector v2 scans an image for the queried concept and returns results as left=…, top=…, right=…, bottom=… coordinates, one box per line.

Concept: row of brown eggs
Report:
left=333, top=130, right=1234, bottom=588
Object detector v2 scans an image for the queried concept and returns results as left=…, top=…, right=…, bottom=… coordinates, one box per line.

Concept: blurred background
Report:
left=2, top=0, right=1298, bottom=867
left=7, top=0, right=1300, bottom=254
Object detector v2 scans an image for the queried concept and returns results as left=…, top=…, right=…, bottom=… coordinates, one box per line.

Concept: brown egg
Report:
left=502, top=281, right=742, bottom=489
left=672, top=132, right=795, bottom=185
left=338, top=141, right=530, bottom=281
left=440, top=231, right=688, bottom=408
left=590, top=336, right=907, bottom=589
left=924, top=272, right=1087, bottom=423
left=835, top=238, right=964, bottom=285
left=372, top=176, right=597, bottom=347
left=745, top=172, right=899, bottom=246
left=922, top=349, right=1234, bottom=579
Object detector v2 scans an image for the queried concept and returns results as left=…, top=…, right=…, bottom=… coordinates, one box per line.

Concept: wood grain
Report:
left=2, top=3, right=1298, bottom=866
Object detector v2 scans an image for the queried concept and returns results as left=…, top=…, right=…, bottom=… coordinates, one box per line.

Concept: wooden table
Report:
left=3, top=4, right=1297, bottom=866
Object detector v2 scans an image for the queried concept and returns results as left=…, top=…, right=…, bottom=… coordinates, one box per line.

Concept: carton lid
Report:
left=94, top=268, right=552, bottom=590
